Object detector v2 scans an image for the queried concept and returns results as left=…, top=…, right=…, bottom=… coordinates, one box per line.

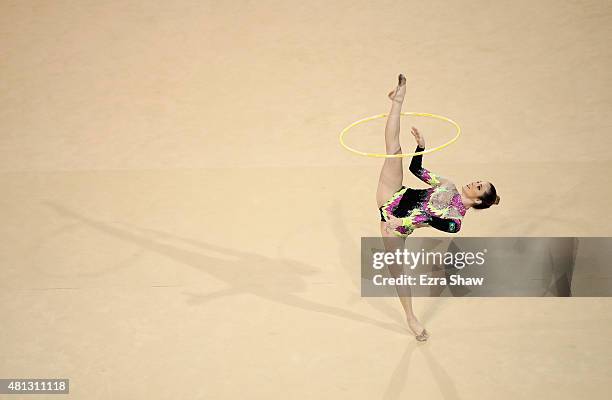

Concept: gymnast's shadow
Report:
left=40, top=200, right=406, bottom=334
left=382, top=341, right=461, bottom=400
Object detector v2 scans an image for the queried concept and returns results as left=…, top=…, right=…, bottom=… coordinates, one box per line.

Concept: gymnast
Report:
left=376, top=74, right=500, bottom=341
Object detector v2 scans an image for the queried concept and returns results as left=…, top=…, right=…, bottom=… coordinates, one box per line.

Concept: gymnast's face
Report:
left=462, top=181, right=491, bottom=204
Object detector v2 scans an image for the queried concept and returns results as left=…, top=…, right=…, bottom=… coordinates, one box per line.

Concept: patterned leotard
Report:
left=379, top=145, right=467, bottom=237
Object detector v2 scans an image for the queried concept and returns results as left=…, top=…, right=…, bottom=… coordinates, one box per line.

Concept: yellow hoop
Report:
left=339, top=112, right=461, bottom=158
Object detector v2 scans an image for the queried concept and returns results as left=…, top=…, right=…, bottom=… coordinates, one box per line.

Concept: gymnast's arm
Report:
left=398, top=212, right=460, bottom=234
left=409, top=145, right=449, bottom=187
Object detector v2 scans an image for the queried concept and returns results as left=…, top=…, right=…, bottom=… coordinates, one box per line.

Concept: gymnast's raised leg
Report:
left=376, top=74, right=406, bottom=208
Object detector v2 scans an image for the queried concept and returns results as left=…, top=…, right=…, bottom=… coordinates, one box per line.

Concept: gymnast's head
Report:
left=461, top=181, right=500, bottom=209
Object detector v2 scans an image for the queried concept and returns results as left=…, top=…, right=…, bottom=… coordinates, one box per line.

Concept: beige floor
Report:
left=1, top=1, right=612, bottom=399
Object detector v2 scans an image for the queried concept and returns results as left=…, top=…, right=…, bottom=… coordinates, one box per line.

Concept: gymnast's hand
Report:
left=410, top=126, right=425, bottom=147
left=384, top=215, right=403, bottom=234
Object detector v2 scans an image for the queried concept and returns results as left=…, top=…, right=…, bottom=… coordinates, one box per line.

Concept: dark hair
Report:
left=473, top=183, right=500, bottom=210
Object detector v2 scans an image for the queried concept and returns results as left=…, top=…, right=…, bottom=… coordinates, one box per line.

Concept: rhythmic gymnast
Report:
left=376, top=74, right=500, bottom=341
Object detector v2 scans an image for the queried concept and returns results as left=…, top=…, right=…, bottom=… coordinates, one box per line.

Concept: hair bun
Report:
left=494, top=195, right=500, bottom=205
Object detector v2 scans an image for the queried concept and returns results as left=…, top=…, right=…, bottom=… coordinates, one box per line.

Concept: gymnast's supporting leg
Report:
left=376, top=74, right=407, bottom=207
left=381, top=232, right=428, bottom=341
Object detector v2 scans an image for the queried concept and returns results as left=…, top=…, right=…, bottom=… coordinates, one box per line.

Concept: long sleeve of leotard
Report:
left=401, top=212, right=462, bottom=234
left=409, top=145, right=443, bottom=187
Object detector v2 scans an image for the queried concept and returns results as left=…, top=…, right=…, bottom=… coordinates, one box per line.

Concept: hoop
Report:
left=339, top=112, right=461, bottom=158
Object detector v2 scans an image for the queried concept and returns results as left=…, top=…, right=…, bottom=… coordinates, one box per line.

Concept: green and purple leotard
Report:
left=379, top=145, right=466, bottom=237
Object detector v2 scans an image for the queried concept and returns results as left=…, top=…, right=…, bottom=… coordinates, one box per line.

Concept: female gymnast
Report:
left=376, top=74, right=500, bottom=341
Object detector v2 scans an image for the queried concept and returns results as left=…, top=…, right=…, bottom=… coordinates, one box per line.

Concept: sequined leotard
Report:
left=379, top=145, right=466, bottom=237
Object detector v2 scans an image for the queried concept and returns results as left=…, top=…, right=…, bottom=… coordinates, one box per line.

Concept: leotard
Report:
left=378, top=145, right=466, bottom=237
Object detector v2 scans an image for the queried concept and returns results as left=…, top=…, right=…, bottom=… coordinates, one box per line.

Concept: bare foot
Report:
left=388, top=73, right=407, bottom=103
left=407, top=317, right=429, bottom=342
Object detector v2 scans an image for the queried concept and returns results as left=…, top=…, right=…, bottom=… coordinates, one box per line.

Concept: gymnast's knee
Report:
left=387, top=147, right=402, bottom=155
